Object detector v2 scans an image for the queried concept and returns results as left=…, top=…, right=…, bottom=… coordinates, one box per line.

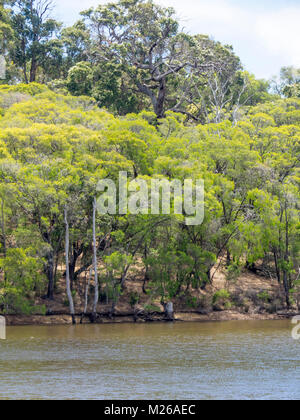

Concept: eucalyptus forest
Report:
left=0, top=0, right=299, bottom=323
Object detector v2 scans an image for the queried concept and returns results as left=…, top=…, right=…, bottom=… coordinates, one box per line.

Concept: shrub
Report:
left=143, top=304, right=162, bottom=313
left=185, top=296, right=199, bottom=309
left=213, top=289, right=231, bottom=304
left=129, top=292, right=140, bottom=308
left=213, top=289, right=232, bottom=311
left=257, top=291, right=271, bottom=303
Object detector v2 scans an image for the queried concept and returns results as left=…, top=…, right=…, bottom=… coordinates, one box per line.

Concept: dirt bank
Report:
left=5, top=309, right=298, bottom=326
left=3, top=262, right=300, bottom=327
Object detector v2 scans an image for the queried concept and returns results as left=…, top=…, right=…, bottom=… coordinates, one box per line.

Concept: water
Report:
left=0, top=321, right=299, bottom=400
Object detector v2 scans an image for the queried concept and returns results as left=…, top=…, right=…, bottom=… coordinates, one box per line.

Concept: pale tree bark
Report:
left=64, top=208, right=76, bottom=325
left=81, top=268, right=92, bottom=324
left=283, top=201, right=290, bottom=308
left=1, top=198, right=6, bottom=259
left=1, top=198, right=7, bottom=288
left=164, top=302, right=174, bottom=321
left=92, top=197, right=99, bottom=322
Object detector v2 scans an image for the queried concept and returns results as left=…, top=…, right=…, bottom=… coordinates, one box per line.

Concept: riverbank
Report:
left=3, top=263, right=300, bottom=327
left=5, top=309, right=298, bottom=326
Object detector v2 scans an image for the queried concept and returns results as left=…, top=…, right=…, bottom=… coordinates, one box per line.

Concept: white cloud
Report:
left=159, top=0, right=249, bottom=36
left=159, top=0, right=300, bottom=78
left=256, top=7, right=300, bottom=68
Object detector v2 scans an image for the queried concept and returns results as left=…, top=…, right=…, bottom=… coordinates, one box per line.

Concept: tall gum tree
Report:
left=83, top=0, right=219, bottom=119
left=10, top=0, right=61, bottom=83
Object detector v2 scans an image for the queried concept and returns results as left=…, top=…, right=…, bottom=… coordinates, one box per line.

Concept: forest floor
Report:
left=5, top=260, right=300, bottom=326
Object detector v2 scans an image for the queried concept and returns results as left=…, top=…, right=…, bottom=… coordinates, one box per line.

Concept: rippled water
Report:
left=0, top=320, right=299, bottom=400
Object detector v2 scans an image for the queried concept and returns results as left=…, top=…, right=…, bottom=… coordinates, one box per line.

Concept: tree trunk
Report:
left=226, top=250, right=231, bottom=267
left=92, top=197, right=99, bottom=322
left=154, top=79, right=166, bottom=118
left=1, top=199, right=6, bottom=258
left=206, top=267, right=212, bottom=285
left=143, top=270, right=150, bottom=294
left=30, top=56, right=37, bottom=83
left=64, top=208, right=76, bottom=325
left=69, top=250, right=76, bottom=291
left=273, top=251, right=281, bottom=284
left=1, top=198, right=7, bottom=287
left=21, top=38, right=28, bottom=84
left=283, top=202, right=290, bottom=308
left=81, top=268, right=92, bottom=324
left=120, top=264, right=130, bottom=289
left=164, top=302, right=174, bottom=321
left=69, top=243, right=84, bottom=290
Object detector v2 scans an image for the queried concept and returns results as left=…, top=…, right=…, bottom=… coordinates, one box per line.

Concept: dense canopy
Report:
left=0, top=83, right=299, bottom=318
left=0, top=0, right=299, bottom=320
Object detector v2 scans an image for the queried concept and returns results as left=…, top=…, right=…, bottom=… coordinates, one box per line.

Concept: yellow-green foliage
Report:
left=0, top=83, right=299, bottom=313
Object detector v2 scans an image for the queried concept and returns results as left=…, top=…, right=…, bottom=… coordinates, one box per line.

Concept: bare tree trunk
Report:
left=1, top=198, right=6, bottom=258
left=81, top=268, right=92, bottom=324
left=1, top=198, right=7, bottom=287
left=164, top=302, right=174, bottom=321
left=92, top=197, right=99, bottom=322
left=21, top=38, right=28, bottom=84
left=154, top=79, right=166, bottom=118
left=30, top=56, right=37, bottom=83
left=143, top=246, right=149, bottom=294
left=273, top=250, right=281, bottom=284
left=64, top=208, right=76, bottom=325
left=283, top=202, right=290, bottom=308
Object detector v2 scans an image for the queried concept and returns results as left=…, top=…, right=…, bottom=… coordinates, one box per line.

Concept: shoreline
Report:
left=4, top=310, right=298, bottom=326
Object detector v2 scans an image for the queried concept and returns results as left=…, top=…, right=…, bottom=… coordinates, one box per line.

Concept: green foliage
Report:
left=257, top=291, right=271, bottom=304
left=8, top=0, right=62, bottom=83
left=129, top=291, right=140, bottom=308
left=185, top=296, right=199, bottom=309
left=0, top=248, right=46, bottom=314
left=0, top=1, right=13, bottom=53
left=0, top=0, right=273, bottom=119
left=67, top=62, right=93, bottom=97
left=225, top=263, right=242, bottom=283
left=213, top=289, right=231, bottom=305
left=271, top=66, right=300, bottom=98
left=0, top=75, right=298, bottom=315
left=0, top=0, right=299, bottom=318
left=143, top=304, right=162, bottom=313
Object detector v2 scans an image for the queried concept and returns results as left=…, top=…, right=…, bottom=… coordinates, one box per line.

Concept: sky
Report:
left=53, top=0, right=300, bottom=80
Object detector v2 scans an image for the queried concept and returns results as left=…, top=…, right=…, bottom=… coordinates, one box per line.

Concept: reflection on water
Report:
left=0, top=321, right=299, bottom=400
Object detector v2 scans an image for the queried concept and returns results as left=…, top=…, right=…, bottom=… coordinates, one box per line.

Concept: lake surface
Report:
left=0, top=320, right=299, bottom=400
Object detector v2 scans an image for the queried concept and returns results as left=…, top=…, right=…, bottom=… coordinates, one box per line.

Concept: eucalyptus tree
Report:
left=64, top=207, right=75, bottom=324
left=10, top=0, right=62, bottom=83
left=271, top=66, right=300, bottom=98
left=0, top=0, right=14, bottom=53
left=83, top=0, right=221, bottom=119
